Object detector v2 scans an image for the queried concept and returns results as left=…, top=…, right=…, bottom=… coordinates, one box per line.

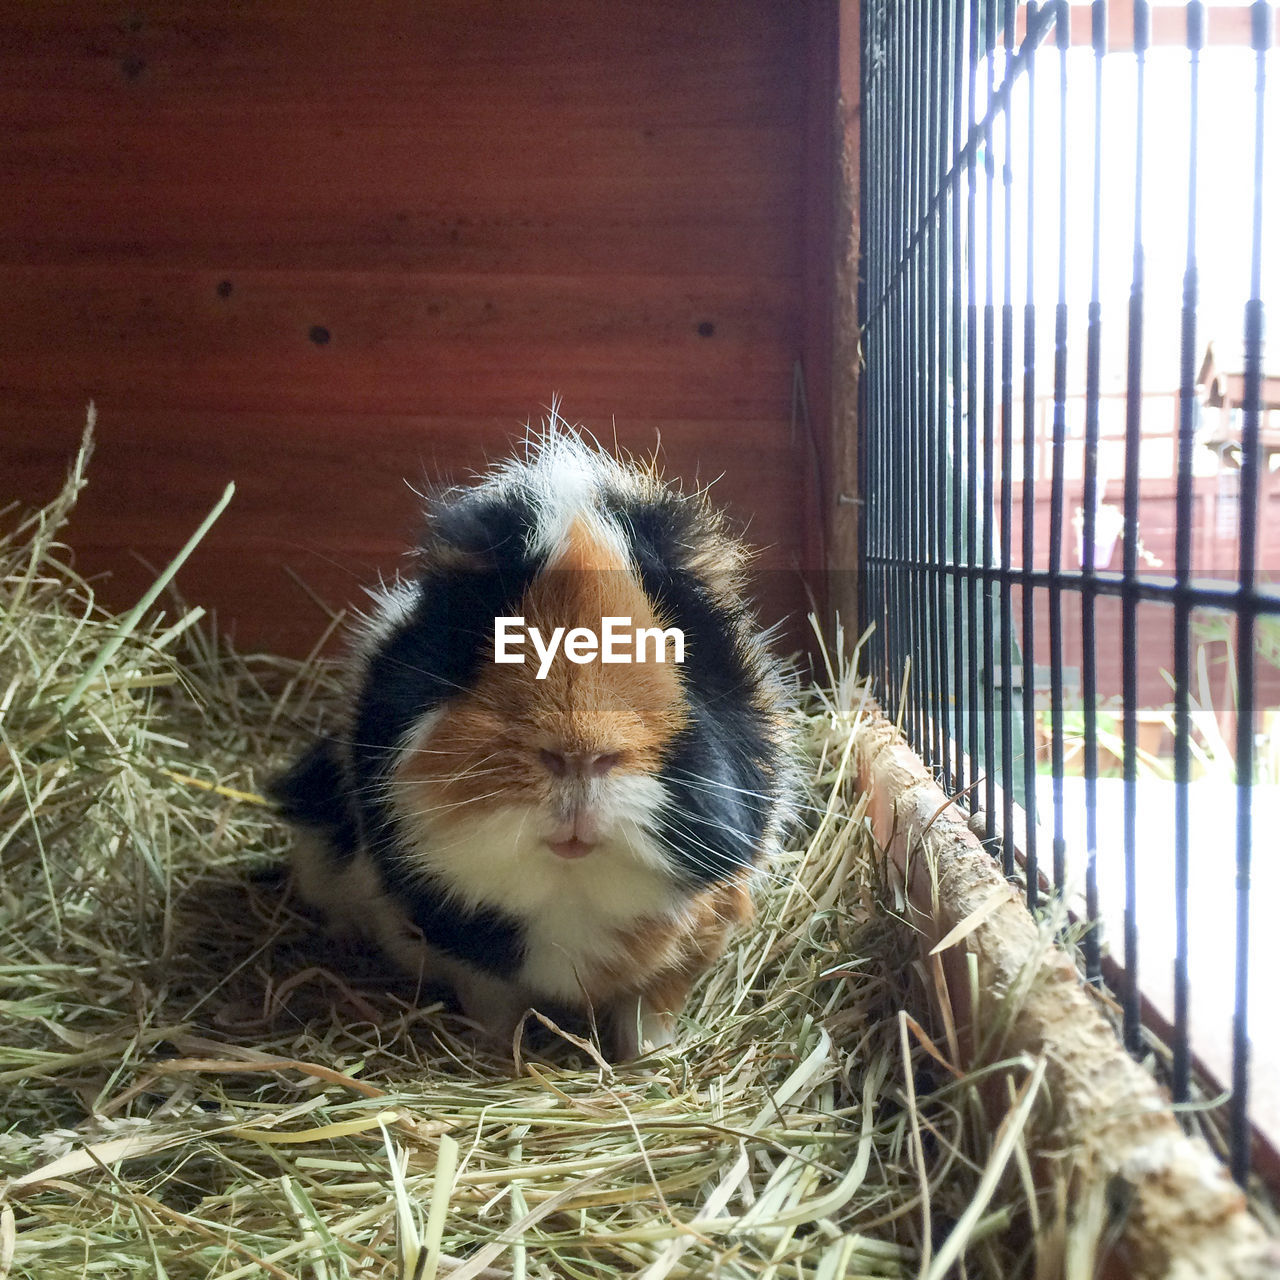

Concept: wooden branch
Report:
left=854, top=704, right=1279, bottom=1279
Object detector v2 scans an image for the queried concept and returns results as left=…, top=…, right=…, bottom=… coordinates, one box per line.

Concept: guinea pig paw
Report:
left=452, top=972, right=529, bottom=1048
left=318, top=915, right=362, bottom=944
left=608, top=1000, right=677, bottom=1062
left=639, top=1022, right=677, bottom=1057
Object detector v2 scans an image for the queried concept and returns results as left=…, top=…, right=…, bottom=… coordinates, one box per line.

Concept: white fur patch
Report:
left=291, top=834, right=510, bottom=1016
left=390, top=776, right=683, bottom=1005
left=291, top=834, right=388, bottom=941
left=492, top=427, right=636, bottom=569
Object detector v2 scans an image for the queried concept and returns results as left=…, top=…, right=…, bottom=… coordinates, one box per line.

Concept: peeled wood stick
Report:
left=853, top=704, right=1279, bottom=1280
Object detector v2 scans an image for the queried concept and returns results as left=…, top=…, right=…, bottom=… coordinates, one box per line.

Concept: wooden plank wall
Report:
left=0, top=2, right=828, bottom=656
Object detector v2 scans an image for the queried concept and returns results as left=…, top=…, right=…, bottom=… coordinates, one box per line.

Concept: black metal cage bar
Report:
left=1231, top=0, right=1271, bottom=1189
left=859, top=0, right=1277, bottom=1185
left=1172, top=0, right=1205, bottom=1115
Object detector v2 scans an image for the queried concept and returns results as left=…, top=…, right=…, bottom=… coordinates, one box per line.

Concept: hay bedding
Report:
left=0, top=433, right=1065, bottom=1279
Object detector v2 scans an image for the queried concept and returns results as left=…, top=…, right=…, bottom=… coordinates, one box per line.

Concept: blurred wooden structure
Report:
left=1197, top=338, right=1280, bottom=474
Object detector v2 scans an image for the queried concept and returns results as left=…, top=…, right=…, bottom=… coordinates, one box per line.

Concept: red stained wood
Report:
left=0, top=1, right=826, bottom=655
left=0, top=268, right=799, bottom=413
left=6, top=410, right=815, bottom=655
left=0, top=2, right=806, bottom=126
left=0, top=126, right=802, bottom=274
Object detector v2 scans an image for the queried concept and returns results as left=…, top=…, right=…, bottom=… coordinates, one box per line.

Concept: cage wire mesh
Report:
left=858, top=0, right=1276, bottom=1185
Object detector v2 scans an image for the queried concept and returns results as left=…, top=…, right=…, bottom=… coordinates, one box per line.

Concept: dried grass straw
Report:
left=0, top=419, right=1161, bottom=1278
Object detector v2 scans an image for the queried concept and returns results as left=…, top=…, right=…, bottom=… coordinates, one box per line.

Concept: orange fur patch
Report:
left=587, top=870, right=754, bottom=1010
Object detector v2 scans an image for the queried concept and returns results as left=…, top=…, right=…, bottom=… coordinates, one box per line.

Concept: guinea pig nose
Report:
left=539, top=749, right=622, bottom=779
left=587, top=751, right=622, bottom=777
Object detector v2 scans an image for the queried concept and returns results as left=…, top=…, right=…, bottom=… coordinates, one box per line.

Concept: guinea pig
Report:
left=271, top=425, right=798, bottom=1061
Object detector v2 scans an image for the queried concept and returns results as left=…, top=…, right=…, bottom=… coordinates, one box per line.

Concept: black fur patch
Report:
left=392, top=879, right=525, bottom=979
left=343, top=488, right=542, bottom=978
left=269, top=738, right=359, bottom=862
left=349, top=489, right=541, bottom=800
left=429, top=485, right=537, bottom=558
left=657, top=713, right=773, bottom=885
left=609, top=490, right=780, bottom=885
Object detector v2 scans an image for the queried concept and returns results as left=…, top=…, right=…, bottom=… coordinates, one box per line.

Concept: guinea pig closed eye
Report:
left=271, top=427, right=799, bottom=1061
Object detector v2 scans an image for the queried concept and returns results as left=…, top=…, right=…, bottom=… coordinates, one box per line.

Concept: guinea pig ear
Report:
left=612, top=488, right=748, bottom=607
left=416, top=488, right=539, bottom=572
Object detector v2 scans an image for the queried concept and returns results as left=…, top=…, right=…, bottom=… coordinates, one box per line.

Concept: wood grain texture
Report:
left=0, top=267, right=799, bottom=426
left=0, top=0, right=825, bottom=654
left=0, top=126, right=802, bottom=273
left=7, top=410, right=815, bottom=655
left=0, top=2, right=806, bottom=125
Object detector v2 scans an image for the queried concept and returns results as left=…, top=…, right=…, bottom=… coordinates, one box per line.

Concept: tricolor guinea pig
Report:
left=271, top=428, right=798, bottom=1060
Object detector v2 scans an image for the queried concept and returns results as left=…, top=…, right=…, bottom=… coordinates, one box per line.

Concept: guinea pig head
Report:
left=392, top=518, right=688, bottom=884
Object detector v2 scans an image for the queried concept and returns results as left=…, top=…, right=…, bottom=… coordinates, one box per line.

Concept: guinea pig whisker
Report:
left=428, top=755, right=506, bottom=785
left=355, top=654, right=474, bottom=695
left=395, top=776, right=512, bottom=807
left=651, top=811, right=784, bottom=869
left=375, top=751, right=507, bottom=788
left=664, top=763, right=790, bottom=800
left=664, top=849, right=787, bottom=890
left=511, top=806, right=534, bottom=849
left=347, top=732, right=495, bottom=758
left=676, top=790, right=820, bottom=827
left=393, top=788, right=514, bottom=821
left=395, top=785, right=509, bottom=811
left=646, top=815, right=786, bottom=887
left=664, top=771, right=776, bottom=806
left=373, top=752, right=504, bottom=783
left=664, top=768, right=823, bottom=821
left=375, top=769, right=510, bottom=800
